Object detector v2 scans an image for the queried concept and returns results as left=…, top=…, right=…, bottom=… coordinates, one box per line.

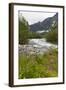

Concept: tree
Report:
left=45, top=22, right=58, bottom=44
left=19, top=16, right=29, bottom=44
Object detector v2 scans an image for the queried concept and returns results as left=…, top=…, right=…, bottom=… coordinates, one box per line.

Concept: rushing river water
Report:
left=29, top=39, right=57, bottom=48
left=19, top=38, right=58, bottom=54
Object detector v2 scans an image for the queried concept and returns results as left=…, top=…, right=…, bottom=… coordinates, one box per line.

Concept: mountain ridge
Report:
left=30, top=13, right=58, bottom=32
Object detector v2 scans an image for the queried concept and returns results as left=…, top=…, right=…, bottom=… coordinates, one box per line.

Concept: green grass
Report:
left=19, top=48, right=58, bottom=79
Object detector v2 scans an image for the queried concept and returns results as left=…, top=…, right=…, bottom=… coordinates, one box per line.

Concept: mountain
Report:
left=30, top=13, right=58, bottom=32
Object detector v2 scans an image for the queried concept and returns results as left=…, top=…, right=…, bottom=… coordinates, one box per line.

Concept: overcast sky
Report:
left=19, top=11, right=56, bottom=25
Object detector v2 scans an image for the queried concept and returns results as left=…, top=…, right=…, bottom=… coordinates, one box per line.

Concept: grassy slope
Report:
left=19, top=48, right=58, bottom=79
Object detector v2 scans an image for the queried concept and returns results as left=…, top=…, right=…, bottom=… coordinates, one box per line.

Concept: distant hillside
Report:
left=30, top=13, right=58, bottom=32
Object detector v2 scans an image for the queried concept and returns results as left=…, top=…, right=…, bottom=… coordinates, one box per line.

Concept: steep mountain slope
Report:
left=30, top=13, right=58, bottom=32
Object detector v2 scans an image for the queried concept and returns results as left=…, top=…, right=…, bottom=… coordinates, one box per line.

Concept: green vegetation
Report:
left=45, top=24, right=58, bottom=44
left=19, top=48, right=58, bottom=79
left=28, top=31, right=42, bottom=38
left=19, top=17, right=29, bottom=44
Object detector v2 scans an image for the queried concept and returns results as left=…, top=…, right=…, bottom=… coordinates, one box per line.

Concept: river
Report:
left=19, top=38, right=58, bottom=55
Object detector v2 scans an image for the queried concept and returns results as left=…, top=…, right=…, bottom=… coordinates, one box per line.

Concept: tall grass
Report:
left=19, top=48, right=58, bottom=79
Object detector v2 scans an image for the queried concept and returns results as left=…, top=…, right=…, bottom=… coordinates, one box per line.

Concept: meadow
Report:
left=19, top=48, right=58, bottom=79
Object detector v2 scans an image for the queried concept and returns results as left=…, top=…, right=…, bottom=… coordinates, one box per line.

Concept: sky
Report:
left=19, top=11, right=56, bottom=25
